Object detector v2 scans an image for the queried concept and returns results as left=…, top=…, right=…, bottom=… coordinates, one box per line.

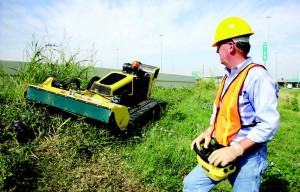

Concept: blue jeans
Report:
left=183, top=144, right=268, bottom=192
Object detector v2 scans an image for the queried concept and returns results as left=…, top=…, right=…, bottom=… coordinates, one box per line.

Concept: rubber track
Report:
left=127, top=99, right=166, bottom=129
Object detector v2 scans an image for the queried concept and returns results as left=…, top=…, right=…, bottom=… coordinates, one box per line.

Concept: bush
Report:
left=0, top=38, right=97, bottom=191
left=284, top=95, right=299, bottom=111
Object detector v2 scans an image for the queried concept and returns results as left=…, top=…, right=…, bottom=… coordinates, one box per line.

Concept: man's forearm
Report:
left=237, top=137, right=257, bottom=152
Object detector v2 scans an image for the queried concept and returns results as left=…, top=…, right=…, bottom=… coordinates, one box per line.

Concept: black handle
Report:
left=193, top=141, right=228, bottom=168
left=193, top=143, right=210, bottom=163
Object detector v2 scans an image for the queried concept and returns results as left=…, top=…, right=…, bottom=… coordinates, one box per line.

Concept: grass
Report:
left=0, top=40, right=299, bottom=191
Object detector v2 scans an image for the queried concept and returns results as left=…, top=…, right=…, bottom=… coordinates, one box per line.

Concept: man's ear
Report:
left=229, top=42, right=236, bottom=55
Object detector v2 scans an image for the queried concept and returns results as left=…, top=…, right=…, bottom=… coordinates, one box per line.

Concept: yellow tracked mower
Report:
left=25, top=61, right=167, bottom=135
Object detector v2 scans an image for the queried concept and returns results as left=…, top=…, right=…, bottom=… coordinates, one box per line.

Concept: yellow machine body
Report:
left=26, top=77, right=131, bottom=130
left=25, top=62, right=166, bottom=132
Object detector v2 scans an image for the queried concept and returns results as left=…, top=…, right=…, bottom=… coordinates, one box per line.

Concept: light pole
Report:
left=116, top=48, right=119, bottom=69
left=160, top=34, right=163, bottom=71
left=266, top=16, right=271, bottom=68
left=275, top=51, right=278, bottom=81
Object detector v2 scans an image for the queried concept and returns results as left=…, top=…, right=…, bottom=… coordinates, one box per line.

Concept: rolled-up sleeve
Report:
left=246, top=68, right=280, bottom=143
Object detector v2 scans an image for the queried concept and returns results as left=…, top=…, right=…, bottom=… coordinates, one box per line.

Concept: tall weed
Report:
left=0, top=37, right=98, bottom=191
left=283, top=94, right=299, bottom=111
left=18, top=37, right=96, bottom=85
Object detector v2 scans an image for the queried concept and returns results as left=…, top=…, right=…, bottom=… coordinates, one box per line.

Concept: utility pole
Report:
left=266, top=16, right=271, bottom=68
left=116, top=48, right=119, bottom=69
left=275, top=51, right=278, bottom=81
left=160, top=34, right=163, bottom=71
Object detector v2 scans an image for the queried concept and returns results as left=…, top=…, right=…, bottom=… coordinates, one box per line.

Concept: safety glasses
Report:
left=217, top=41, right=234, bottom=52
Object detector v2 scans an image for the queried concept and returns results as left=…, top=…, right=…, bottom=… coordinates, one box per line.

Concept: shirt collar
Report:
left=224, top=57, right=253, bottom=76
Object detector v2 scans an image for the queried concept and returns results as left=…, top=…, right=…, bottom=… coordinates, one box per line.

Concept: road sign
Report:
left=262, top=42, right=268, bottom=62
left=192, top=71, right=199, bottom=79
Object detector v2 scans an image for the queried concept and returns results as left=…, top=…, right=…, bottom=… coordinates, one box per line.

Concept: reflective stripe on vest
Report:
left=212, top=63, right=262, bottom=146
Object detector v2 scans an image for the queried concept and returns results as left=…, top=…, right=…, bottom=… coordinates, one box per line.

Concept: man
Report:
left=183, top=17, right=280, bottom=191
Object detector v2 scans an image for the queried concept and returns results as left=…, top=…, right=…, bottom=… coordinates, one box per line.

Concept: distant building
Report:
left=277, top=78, right=300, bottom=88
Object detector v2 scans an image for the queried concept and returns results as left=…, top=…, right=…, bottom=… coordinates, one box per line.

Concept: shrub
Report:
left=284, top=95, right=299, bottom=111
left=0, top=38, right=97, bottom=191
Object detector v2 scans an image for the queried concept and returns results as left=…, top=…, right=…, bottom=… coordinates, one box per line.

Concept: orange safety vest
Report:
left=212, top=63, right=264, bottom=146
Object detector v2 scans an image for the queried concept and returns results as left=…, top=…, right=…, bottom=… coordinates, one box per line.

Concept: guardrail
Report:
left=1, top=60, right=196, bottom=88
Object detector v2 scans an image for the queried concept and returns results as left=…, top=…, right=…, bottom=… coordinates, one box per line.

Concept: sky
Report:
left=1, top=0, right=300, bottom=80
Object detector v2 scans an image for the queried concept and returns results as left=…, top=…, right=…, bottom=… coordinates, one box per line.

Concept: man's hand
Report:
left=208, top=143, right=244, bottom=167
left=190, top=126, right=213, bottom=150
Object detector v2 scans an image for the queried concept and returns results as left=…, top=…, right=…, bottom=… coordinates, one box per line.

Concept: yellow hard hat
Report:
left=212, top=17, right=254, bottom=47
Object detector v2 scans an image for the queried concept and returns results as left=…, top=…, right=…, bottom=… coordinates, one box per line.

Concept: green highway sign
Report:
left=262, top=42, right=268, bottom=62
left=192, top=71, right=199, bottom=79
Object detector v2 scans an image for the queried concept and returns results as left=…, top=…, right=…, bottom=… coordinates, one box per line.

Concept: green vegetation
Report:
left=1, top=41, right=299, bottom=191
